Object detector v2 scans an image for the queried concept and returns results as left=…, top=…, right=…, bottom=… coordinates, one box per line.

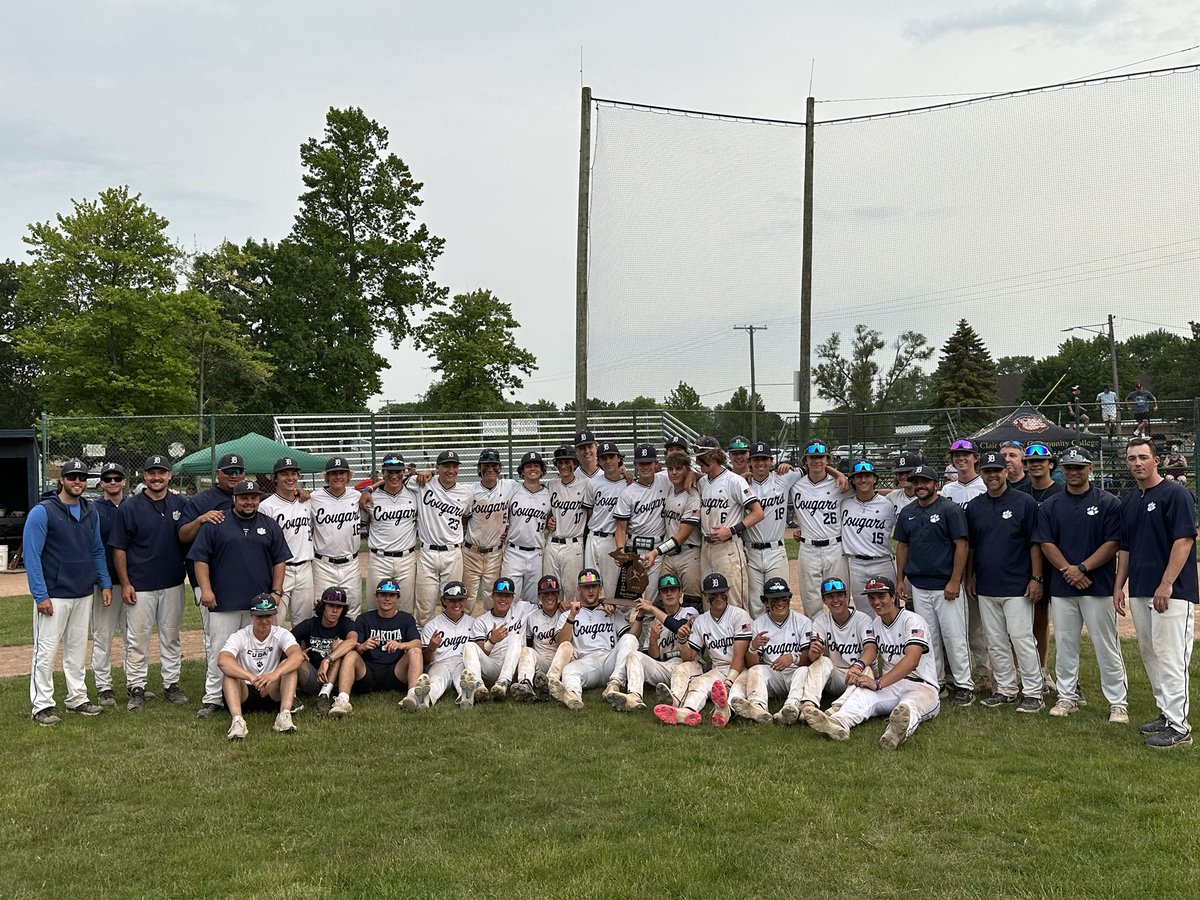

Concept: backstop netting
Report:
left=586, top=67, right=1200, bottom=415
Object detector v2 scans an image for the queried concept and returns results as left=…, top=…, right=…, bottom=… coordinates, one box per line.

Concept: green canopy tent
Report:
left=173, top=432, right=327, bottom=475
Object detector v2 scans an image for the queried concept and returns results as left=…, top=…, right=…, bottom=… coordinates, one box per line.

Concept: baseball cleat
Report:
left=654, top=704, right=701, bottom=727
left=1145, top=726, right=1192, bottom=749
left=654, top=683, right=678, bottom=707
left=602, top=680, right=624, bottom=704
left=547, top=676, right=568, bottom=704
left=730, top=697, right=770, bottom=723
left=316, top=694, right=333, bottom=715
left=709, top=679, right=729, bottom=710
left=981, top=692, right=1018, bottom=709
left=273, top=709, right=297, bottom=733
left=606, top=690, right=631, bottom=712
left=508, top=680, right=535, bottom=701
left=490, top=679, right=510, bottom=701
left=32, top=708, right=62, bottom=727
left=1016, top=696, right=1044, bottom=714
left=126, top=687, right=146, bottom=713
left=195, top=702, right=223, bottom=720
left=711, top=709, right=729, bottom=728
left=1138, top=714, right=1169, bottom=734
left=950, top=688, right=975, bottom=708
left=163, top=683, right=188, bottom=705
left=879, top=703, right=911, bottom=751
left=805, top=707, right=849, bottom=741
left=412, top=673, right=432, bottom=707
left=533, top=672, right=550, bottom=697
left=473, top=684, right=490, bottom=705
left=98, top=689, right=117, bottom=709
left=564, top=691, right=585, bottom=711
left=1049, top=699, right=1079, bottom=717
left=66, top=701, right=104, bottom=716
left=329, top=695, right=352, bottom=718
left=627, top=695, right=647, bottom=712
left=1108, top=705, right=1129, bottom=725
left=227, top=716, right=248, bottom=741
left=775, top=701, right=801, bottom=725
left=399, top=692, right=420, bottom=713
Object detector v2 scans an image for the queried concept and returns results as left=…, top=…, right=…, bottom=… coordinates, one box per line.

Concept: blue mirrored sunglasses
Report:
left=805, top=443, right=828, bottom=455
left=1025, top=444, right=1052, bottom=457
left=821, top=578, right=847, bottom=593
left=852, top=460, right=875, bottom=474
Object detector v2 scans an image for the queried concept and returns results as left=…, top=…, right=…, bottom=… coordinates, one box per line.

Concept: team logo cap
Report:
left=273, top=456, right=300, bottom=473
left=658, top=573, right=682, bottom=590
left=249, top=593, right=278, bottom=616
left=520, top=451, right=545, bottom=471
left=381, top=453, right=405, bottom=469
left=863, top=577, right=896, bottom=594
left=664, top=434, right=689, bottom=450
left=232, top=480, right=260, bottom=496
left=478, top=448, right=501, bottom=465
left=374, top=580, right=400, bottom=595
left=143, top=455, right=172, bottom=472
left=762, top=577, right=792, bottom=601
left=728, top=435, right=750, bottom=451
left=750, top=441, right=773, bottom=459
left=575, top=430, right=596, bottom=447
left=978, top=451, right=1006, bottom=470
left=578, top=568, right=603, bottom=587
left=597, top=440, right=621, bottom=458
left=907, top=464, right=940, bottom=482
left=325, top=456, right=350, bottom=473
left=492, top=577, right=516, bottom=594
left=702, top=572, right=730, bottom=595
left=1059, top=446, right=1092, bottom=466
left=320, top=586, right=350, bottom=606
left=217, top=453, right=243, bottom=471
left=553, top=445, right=577, bottom=462
left=60, top=457, right=89, bottom=477
left=893, top=453, right=923, bottom=473
left=538, top=575, right=562, bottom=593
left=436, top=450, right=460, bottom=465
left=100, top=461, right=125, bottom=477
left=634, top=444, right=657, bottom=462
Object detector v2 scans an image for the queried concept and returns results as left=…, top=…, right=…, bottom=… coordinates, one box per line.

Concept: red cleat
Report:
left=654, top=704, right=701, bottom=727
left=712, top=709, right=729, bottom=728
left=710, top=679, right=729, bottom=709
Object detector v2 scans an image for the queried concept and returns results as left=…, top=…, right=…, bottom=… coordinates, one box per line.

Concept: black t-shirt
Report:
left=1120, top=480, right=1198, bottom=603
left=292, top=615, right=355, bottom=667
left=354, top=609, right=420, bottom=666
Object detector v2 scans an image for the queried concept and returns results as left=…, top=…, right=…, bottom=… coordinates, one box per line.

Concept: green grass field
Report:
left=3, top=639, right=1199, bottom=899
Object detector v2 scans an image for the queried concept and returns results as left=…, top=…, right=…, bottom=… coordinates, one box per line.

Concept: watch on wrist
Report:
left=1076, top=563, right=1088, bottom=575
left=1031, top=576, right=1044, bottom=584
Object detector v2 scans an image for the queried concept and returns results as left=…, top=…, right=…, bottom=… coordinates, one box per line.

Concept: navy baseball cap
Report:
left=658, top=573, right=682, bottom=590
left=273, top=456, right=300, bottom=473
left=249, top=594, right=278, bottom=616
left=750, top=441, right=773, bottom=459
left=538, top=575, right=562, bottom=592
left=320, top=586, right=350, bottom=606
left=441, top=581, right=468, bottom=600
left=575, top=430, right=596, bottom=446
left=597, top=440, right=621, bottom=458
left=728, top=435, right=750, bottom=451
left=232, top=480, right=260, bottom=496
left=633, top=444, right=658, bottom=463
left=804, top=441, right=830, bottom=457
left=437, top=450, right=460, bottom=465
left=1059, top=446, right=1092, bottom=466
left=381, top=453, right=405, bottom=469
left=520, top=451, right=546, bottom=471
left=664, top=434, right=689, bottom=451
left=100, top=461, right=125, bottom=477
left=144, top=455, right=172, bottom=472
left=893, top=453, right=923, bottom=473
left=553, top=445, right=577, bottom=462
left=217, top=453, right=244, bottom=471
left=978, top=451, right=1006, bottom=470
left=478, top=449, right=501, bottom=464
left=375, top=579, right=400, bottom=595
left=325, top=456, right=350, bottom=473
left=762, top=577, right=792, bottom=602
left=60, top=458, right=88, bottom=477
left=694, top=435, right=721, bottom=454
left=492, top=577, right=516, bottom=594
left=907, top=465, right=940, bottom=482
left=702, top=572, right=729, bottom=595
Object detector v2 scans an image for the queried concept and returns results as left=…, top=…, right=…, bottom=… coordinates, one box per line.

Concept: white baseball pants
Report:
left=365, top=550, right=417, bottom=614
left=502, top=545, right=544, bottom=605
left=516, top=644, right=571, bottom=683
left=733, top=663, right=798, bottom=708
left=462, top=544, right=503, bottom=616
left=795, top=543, right=848, bottom=617
left=561, top=635, right=637, bottom=695
left=621, top=652, right=698, bottom=702
left=967, top=593, right=992, bottom=686
left=90, top=585, right=127, bottom=692
left=701, top=540, right=750, bottom=610
left=662, top=546, right=702, bottom=601
left=278, top=561, right=315, bottom=626
left=978, top=594, right=1042, bottom=699
left=746, top=544, right=789, bottom=619
left=462, top=636, right=523, bottom=686
left=846, top=556, right=895, bottom=615
left=830, top=680, right=941, bottom=738
left=312, top=556, right=363, bottom=619
left=425, top=656, right=468, bottom=707
left=1129, top=595, right=1195, bottom=733
left=542, top=539, right=584, bottom=602
left=30, top=594, right=91, bottom=713
left=1051, top=594, right=1128, bottom=706
left=910, top=585, right=973, bottom=690
left=200, top=607, right=253, bottom=705
left=786, top=656, right=853, bottom=709
left=416, top=547, right=464, bottom=627
left=124, top=583, right=185, bottom=692
left=682, top=663, right=734, bottom=712
left=584, top=533, right=619, bottom=593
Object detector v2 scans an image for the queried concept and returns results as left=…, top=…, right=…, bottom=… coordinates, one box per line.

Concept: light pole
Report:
left=1062, top=314, right=1120, bottom=398
left=734, top=324, right=768, bottom=441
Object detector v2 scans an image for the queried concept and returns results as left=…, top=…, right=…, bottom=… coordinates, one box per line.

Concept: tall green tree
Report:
left=926, top=320, right=999, bottom=442
left=814, top=324, right=932, bottom=412
left=712, top=387, right=782, bottom=444
left=0, top=260, right=41, bottom=427
left=1155, top=322, right=1200, bottom=400
left=416, top=289, right=537, bottom=412
left=996, top=355, right=1035, bottom=376
left=663, top=381, right=712, bottom=435
left=1122, top=329, right=1187, bottom=395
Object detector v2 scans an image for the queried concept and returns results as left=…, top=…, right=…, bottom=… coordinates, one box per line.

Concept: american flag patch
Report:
left=865, top=628, right=876, bottom=638
left=912, top=628, right=925, bottom=638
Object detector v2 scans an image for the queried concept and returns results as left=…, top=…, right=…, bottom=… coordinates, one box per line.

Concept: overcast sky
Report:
left=4, top=1, right=1198, bottom=412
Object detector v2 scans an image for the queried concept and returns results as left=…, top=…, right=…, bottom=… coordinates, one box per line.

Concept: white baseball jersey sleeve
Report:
left=791, top=475, right=846, bottom=542
left=367, top=486, right=419, bottom=552
left=873, top=608, right=937, bottom=685
left=887, top=490, right=917, bottom=515
left=548, top=476, right=589, bottom=539
left=421, top=612, right=477, bottom=663
left=687, top=605, right=753, bottom=666
left=698, top=469, right=757, bottom=534
left=613, top=478, right=670, bottom=542
left=466, top=478, right=518, bottom=548
left=221, top=624, right=298, bottom=674
left=258, top=494, right=314, bottom=563
left=309, top=487, right=362, bottom=557
left=663, top=486, right=702, bottom=548
left=747, top=472, right=790, bottom=544
left=749, top=610, right=815, bottom=666
left=583, top=473, right=628, bottom=534
left=839, top=493, right=898, bottom=557
left=470, top=599, right=537, bottom=643
left=569, top=604, right=629, bottom=654
left=416, top=480, right=475, bottom=546
left=812, top=608, right=877, bottom=672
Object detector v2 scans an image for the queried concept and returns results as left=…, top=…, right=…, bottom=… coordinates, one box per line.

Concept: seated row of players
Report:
left=232, top=565, right=937, bottom=751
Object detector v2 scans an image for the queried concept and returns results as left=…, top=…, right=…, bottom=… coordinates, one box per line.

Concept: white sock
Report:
left=319, top=683, right=333, bottom=697
left=336, top=692, right=349, bottom=703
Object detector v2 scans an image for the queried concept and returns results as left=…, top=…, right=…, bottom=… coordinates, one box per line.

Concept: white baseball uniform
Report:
left=787, top=607, right=876, bottom=709
left=259, top=493, right=315, bottom=627
left=620, top=606, right=700, bottom=703
left=463, top=599, right=536, bottom=686
left=559, top=604, right=633, bottom=696
left=544, top=475, right=588, bottom=601
left=662, top=485, right=702, bottom=600
left=363, top=485, right=419, bottom=614
left=309, top=486, right=363, bottom=617
left=791, top=474, right=850, bottom=617
left=731, top=609, right=815, bottom=711
left=462, top=478, right=517, bottom=615
left=682, top=604, right=753, bottom=711
left=839, top=492, right=897, bottom=614
left=516, top=606, right=568, bottom=683
left=613, top=474, right=669, bottom=601
left=583, top=472, right=628, bottom=592
left=420, top=611, right=477, bottom=706
left=698, top=468, right=757, bottom=610
left=745, top=472, right=794, bottom=618
left=414, top=479, right=474, bottom=626
left=502, top=484, right=551, bottom=604
left=940, top=475, right=990, bottom=686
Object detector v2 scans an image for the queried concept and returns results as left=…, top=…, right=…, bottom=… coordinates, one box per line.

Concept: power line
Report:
left=1073, top=45, right=1200, bottom=81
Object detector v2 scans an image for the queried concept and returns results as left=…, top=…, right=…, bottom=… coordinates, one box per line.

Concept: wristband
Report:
left=484, top=640, right=495, bottom=653
left=657, top=538, right=678, bottom=555
left=875, top=678, right=882, bottom=691
left=732, top=523, right=746, bottom=537
left=849, top=658, right=865, bottom=671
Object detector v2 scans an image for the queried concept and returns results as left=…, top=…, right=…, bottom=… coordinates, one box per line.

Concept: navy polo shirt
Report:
left=1120, top=479, right=1198, bottom=603
left=180, top=486, right=235, bottom=586
left=894, top=495, right=969, bottom=590
left=1033, top=485, right=1121, bottom=598
left=187, top=511, right=291, bottom=612
left=965, top=486, right=1039, bottom=596
left=108, top=491, right=188, bottom=591
left=355, top=609, right=420, bottom=667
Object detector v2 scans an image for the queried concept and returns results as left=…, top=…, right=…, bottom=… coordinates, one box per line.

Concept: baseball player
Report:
left=420, top=581, right=481, bottom=708
left=511, top=574, right=570, bottom=700
left=25, top=457, right=112, bottom=725
left=310, top=456, right=364, bottom=618
left=548, top=567, right=635, bottom=710
left=893, top=464, right=974, bottom=706
left=503, top=452, right=552, bottom=604
left=90, top=461, right=127, bottom=709
left=694, top=437, right=763, bottom=612
left=650, top=450, right=703, bottom=605
left=413, top=451, right=475, bottom=627
left=839, top=460, right=898, bottom=614
left=942, top=439, right=986, bottom=507
left=574, top=429, right=601, bottom=479
left=728, top=578, right=814, bottom=724
left=654, top=572, right=753, bottom=728
left=583, top=441, right=630, bottom=592
left=291, top=586, right=356, bottom=714
left=544, top=445, right=588, bottom=604
left=219, top=595, right=304, bottom=740
left=613, top=444, right=671, bottom=602
left=1114, top=437, right=1198, bottom=748
left=742, top=441, right=796, bottom=619
left=109, top=454, right=189, bottom=711
left=462, top=449, right=517, bottom=615
left=805, top=577, right=941, bottom=750
left=790, top=441, right=852, bottom=617
left=727, top=435, right=751, bottom=479
left=941, top=440, right=986, bottom=689
left=329, top=578, right=426, bottom=715
left=606, top=573, right=700, bottom=712
left=886, top=453, right=922, bottom=516
left=462, top=576, right=537, bottom=701
left=789, top=577, right=877, bottom=724
left=361, top=452, right=419, bottom=616
left=1033, top=446, right=1128, bottom=723
left=965, top=451, right=1045, bottom=713
left=188, top=480, right=291, bottom=719
left=258, top=456, right=315, bottom=627
left=1023, top=442, right=1064, bottom=693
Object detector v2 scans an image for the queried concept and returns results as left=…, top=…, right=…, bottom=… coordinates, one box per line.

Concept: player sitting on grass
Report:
left=462, top=576, right=536, bottom=703
left=728, top=577, right=815, bottom=724
left=804, top=577, right=941, bottom=751
left=654, top=572, right=752, bottom=728
left=219, top=595, right=305, bottom=741
left=421, top=581, right=481, bottom=709
left=548, top=568, right=635, bottom=710
left=292, top=586, right=356, bottom=714
left=510, top=575, right=570, bottom=701
left=329, top=579, right=427, bottom=716
left=607, top=573, right=700, bottom=712
left=780, top=577, right=876, bottom=725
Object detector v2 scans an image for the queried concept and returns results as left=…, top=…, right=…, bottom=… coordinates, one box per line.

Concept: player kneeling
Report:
left=510, top=575, right=570, bottom=701
left=292, top=586, right=357, bottom=714
left=654, top=572, right=752, bottom=728
left=728, top=578, right=815, bottom=724
left=219, top=595, right=305, bottom=741
left=549, top=568, right=636, bottom=710
left=607, top=573, right=700, bottom=712
left=805, top=578, right=941, bottom=750
left=329, top=579, right=427, bottom=716
left=462, top=576, right=536, bottom=702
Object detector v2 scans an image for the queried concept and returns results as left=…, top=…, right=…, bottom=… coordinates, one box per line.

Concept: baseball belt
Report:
left=551, top=536, right=584, bottom=544
left=750, top=540, right=784, bottom=550
left=285, top=560, right=309, bottom=567
left=589, top=530, right=613, bottom=538
left=426, top=543, right=460, bottom=551
left=370, top=547, right=416, bottom=558
left=853, top=554, right=891, bottom=561
left=315, top=552, right=358, bottom=564
left=465, top=542, right=497, bottom=554
left=799, top=537, right=841, bottom=547
left=508, top=542, right=539, bottom=552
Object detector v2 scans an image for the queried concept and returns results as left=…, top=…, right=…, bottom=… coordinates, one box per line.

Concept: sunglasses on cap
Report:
left=805, top=443, right=828, bottom=455
left=101, top=475, right=125, bottom=483
left=729, top=439, right=750, bottom=450
left=851, top=460, right=875, bottom=474
left=1025, top=444, right=1052, bottom=457
left=949, top=439, right=977, bottom=452
left=999, top=440, right=1023, bottom=449
left=821, top=578, right=847, bottom=593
